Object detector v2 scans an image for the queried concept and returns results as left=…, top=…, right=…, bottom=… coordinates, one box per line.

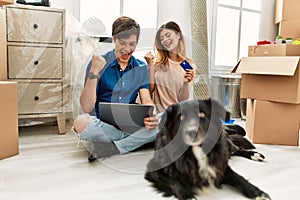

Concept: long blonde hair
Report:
left=154, top=21, right=192, bottom=71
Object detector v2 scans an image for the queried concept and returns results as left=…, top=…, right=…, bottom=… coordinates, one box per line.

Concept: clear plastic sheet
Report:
left=66, top=14, right=113, bottom=119
left=68, top=36, right=114, bottom=119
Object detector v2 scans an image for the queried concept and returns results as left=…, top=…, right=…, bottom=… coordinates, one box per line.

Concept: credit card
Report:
left=180, top=60, right=193, bottom=71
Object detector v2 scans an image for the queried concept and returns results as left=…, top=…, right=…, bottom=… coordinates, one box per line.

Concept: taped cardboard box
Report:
left=0, top=81, right=19, bottom=159
left=248, top=44, right=300, bottom=57
left=232, top=56, right=300, bottom=104
left=274, top=0, right=300, bottom=24
left=278, top=19, right=300, bottom=40
left=0, top=0, right=13, bottom=6
left=246, top=99, right=300, bottom=146
left=0, top=8, right=7, bottom=81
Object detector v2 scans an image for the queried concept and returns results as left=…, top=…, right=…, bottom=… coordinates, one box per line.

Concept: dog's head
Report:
left=160, top=99, right=227, bottom=151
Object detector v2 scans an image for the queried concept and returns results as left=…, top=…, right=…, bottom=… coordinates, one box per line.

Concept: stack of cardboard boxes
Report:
left=275, top=0, right=300, bottom=40
left=233, top=48, right=300, bottom=146
left=232, top=0, right=300, bottom=146
left=0, top=0, right=19, bottom=160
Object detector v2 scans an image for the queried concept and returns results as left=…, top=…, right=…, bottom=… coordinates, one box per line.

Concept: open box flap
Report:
left=232, top=56, right=299, bottom=76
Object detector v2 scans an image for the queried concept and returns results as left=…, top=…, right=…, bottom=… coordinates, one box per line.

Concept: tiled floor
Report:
left=0, top=121, right=299, bottom=200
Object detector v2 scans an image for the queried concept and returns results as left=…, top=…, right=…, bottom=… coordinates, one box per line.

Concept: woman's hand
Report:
left=144, top=113, right=159, bottom=130
left=184, top=69, right=195, bottom=83
left=144, top=52, right=154, bottom=65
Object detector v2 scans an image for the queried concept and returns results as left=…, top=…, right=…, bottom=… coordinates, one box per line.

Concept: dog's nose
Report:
left=188, top=130, right=197, bottom=140
left=185, top=126, right=198, bottom=138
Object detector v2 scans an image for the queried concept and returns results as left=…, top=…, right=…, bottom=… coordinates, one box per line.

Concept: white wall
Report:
left=157, top=0, right=192, bottom=56
left=50, top=0, right=192, bottom=38
left=157, top=0, right=192, bottom=40
left=50, top=0, right=79, bottom=18
left=51, top=0, right=277, bottom=42
left=49, top=0, right=192, bottom=55
left=50, top=0, right=277, bottom=58
left=261, top=0, right=278, bottom=40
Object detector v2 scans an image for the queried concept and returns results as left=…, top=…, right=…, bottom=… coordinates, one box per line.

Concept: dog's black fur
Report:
left=145, top=99, right=271, bottom=200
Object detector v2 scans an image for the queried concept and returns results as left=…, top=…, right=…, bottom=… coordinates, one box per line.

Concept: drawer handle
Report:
left=33, top=24, right=39, bottom=29
left=34, top=60, right=39, bottom=65
left=34, top=96, right=39, bottom=101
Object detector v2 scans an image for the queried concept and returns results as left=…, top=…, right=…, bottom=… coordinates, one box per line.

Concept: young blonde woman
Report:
left=144, top=21, right=195, bottom=113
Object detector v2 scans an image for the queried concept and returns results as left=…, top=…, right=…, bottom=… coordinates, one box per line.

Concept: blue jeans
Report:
left=76, top=112, right=163, bottom=154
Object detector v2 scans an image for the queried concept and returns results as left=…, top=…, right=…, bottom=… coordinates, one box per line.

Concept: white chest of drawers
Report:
left=5, top=5, right=66, bottom=134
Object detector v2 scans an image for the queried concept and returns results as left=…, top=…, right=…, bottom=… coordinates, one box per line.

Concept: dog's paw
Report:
left=253, top=193, right=271, bottom=200
left=250, top=152, right=265, bottom=162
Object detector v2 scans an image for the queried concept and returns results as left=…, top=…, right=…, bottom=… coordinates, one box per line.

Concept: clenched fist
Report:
left=90, top=55, right=106, bottom=74
left=144, top=52, right=154, bottom=65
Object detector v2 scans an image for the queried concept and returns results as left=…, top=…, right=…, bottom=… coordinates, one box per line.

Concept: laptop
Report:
left=98, top=102, right=154, bottom=133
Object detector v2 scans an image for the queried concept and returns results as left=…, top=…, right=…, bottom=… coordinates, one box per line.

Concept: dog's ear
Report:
left=158, top=103, right=180, bottom=130
left=202, top=98, right=227, bottom=121
left=158, top=112, right=167, bottom=130
left=211, top=99, right=227, bottom=121
left=201, top=99, right=227, bottom=155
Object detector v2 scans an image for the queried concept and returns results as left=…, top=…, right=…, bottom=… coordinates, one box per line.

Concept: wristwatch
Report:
left=88, top=72, right=100, bottom=80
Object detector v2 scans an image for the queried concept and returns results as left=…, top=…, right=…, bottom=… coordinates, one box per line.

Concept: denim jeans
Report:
left=76, top=112, right=163, bottom=154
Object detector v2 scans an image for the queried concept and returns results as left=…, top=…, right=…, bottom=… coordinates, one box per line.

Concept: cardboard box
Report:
left=0, top=81, right=19, bottom=159
left=278, top=19, right=300, bottom=40
left=232, top=56, right=300, bottom=104
left=0, top=8, right=7, bottom=81
left=246, top=99, right=300, bottom=146
left=0, top=0, right=13, bottom=6
left=274, top=0, right=300, bottom=24
left=248, top=44, right=300, bottom=57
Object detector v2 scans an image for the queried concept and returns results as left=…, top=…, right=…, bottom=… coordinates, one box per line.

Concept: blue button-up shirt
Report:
left=84, top=50, right=150, bottom=118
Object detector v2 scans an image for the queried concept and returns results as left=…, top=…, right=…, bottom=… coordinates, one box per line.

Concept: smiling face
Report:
left=111, top=16, right=140, bottom=68
left=113, top=34, right=137, bottom=66
left=159, top=28, right=181, bottom=53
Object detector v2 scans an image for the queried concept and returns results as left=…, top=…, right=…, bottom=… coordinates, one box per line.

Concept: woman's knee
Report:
left=73, top=114, right=90, bottom=133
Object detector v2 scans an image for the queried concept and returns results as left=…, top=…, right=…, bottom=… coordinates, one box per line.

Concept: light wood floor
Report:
left=0, top=121, right=299, bottom=200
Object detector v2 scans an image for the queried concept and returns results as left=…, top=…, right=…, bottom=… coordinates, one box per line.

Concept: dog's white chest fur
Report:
left=192, top=146, right=217, bottom=187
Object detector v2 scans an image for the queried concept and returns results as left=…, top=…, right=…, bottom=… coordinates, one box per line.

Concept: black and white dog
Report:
left=145, top=99, right=271, bottom=200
